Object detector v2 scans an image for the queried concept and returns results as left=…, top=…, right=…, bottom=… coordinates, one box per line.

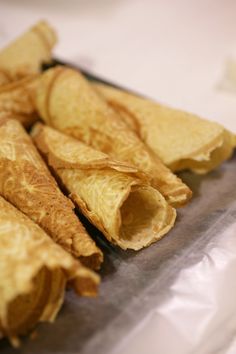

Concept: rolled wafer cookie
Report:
left=32, top=124, right=176, bottom=251
left=0, top=195, right=99, bottom=345
left=0, top=75, right=39, bottom=128
left=34, top=66, right=192, bottom=207
left=0, top=118, right=103, bottom=270
left=0, top=21, right=57, bottom=77
left=94, top=83, right=236, bottom=174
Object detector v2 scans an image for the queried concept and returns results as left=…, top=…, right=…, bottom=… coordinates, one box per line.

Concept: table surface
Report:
left=0, top=1, right=236, bottom=354
left=0, top=0, right=236, bottom=132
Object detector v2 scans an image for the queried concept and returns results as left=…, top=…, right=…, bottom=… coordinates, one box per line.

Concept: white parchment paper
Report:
left=113, top=201, right=236, bottom=354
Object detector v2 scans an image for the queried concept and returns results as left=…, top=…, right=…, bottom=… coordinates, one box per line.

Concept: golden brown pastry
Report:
left=34, top=66, right=192, bottom=207
left=0, top=118, right=103, bottom=270
left=94, top=83, right=236, bottom=174
left=0, top=69, right=12, bottom=86
left=32, top=124, right=176, bottom=250
left=0, top=75, right=39, bottom=128
left=0, top=21, right=57, bottom=78
left=0, top=195, right=99, bottom=345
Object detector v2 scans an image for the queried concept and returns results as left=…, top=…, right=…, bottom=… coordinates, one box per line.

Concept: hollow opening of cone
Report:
left=119, top=186, right=166, bottom=249
left=4, top=267, right=64, bottom=338
left=5, top=267, right=49, bottom=337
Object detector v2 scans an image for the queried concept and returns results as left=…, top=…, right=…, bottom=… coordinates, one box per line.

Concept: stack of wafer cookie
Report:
left=0, top=21, right=235, bottom=345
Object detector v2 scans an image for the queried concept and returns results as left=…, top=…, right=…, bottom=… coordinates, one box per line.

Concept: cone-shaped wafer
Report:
left=94, top=83, right=236, bottom=174
left=0, top=21, right=57, bottom=78
left=0, top=75, right=39, bottom=128
left=0, top=196, right=99, bottom=345
left=0, top=118, right=103, bottom=270
left=34, top=66, right=192, bottom=207
left=32, top=124, right=176, bottom=250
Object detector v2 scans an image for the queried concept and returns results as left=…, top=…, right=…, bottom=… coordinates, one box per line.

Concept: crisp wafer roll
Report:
left=94, top=83, right=236, bottom=174
left=0, top=21, right=57, bottom=77
left=0, top=76, right=39, bottom=128
left=0, top=118, right=103, bottom=270
left=34, top=66, right=192, bottom=207
left=0, top=196, right=99, bottom=345
left=32, top=124, right=176, bottom=250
